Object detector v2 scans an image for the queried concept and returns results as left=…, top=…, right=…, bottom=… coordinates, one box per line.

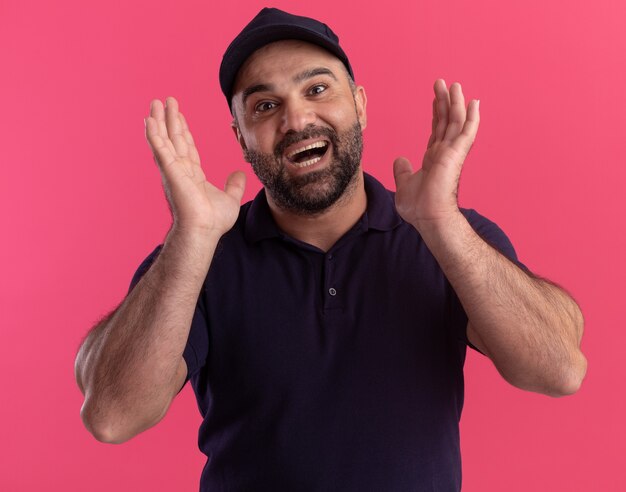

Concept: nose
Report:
left=279, top=97, right=317, bottom=134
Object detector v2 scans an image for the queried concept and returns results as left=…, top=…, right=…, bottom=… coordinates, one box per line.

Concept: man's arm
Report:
left=419, top=212, right=585, bottom=396
left=393, top=80, right=586, bottom=396
left=75, top=97, right=246, bottom=443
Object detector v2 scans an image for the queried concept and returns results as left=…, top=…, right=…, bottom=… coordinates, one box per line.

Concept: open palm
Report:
left=145, top=97, right=246, bottom=238
left=394, top=80, right=479, bottom=230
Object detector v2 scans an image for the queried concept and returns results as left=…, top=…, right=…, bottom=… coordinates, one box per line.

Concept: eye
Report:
left=254, top=100, right=278, bottom=113
left=309, top=84, right=327, bottom=95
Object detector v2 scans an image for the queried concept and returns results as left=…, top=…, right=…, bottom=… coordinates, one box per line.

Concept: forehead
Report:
left=233, top=40, right=347, bottom=94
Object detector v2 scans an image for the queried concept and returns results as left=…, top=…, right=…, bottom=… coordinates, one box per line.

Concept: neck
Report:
left=266, top=171, right=367, bottom=252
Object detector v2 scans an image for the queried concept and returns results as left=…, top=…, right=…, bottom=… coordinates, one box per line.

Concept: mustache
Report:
left=274, top=125, right=338, bottom=158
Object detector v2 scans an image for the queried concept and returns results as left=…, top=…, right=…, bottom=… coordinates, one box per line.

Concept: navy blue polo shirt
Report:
left=131, top=173, right=520, bottom=491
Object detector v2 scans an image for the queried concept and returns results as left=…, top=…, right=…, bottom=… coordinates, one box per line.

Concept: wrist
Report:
left=168, top=223, right=224, bottom=247
left=411, top=209, right=465, bottom=239
left=161, top=226, right=221, bottom=272
left=414, top=210, right=483, bottom=277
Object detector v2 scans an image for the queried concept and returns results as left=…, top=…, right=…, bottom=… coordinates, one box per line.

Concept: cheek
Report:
left=239, top=130, right=261, bottom=153
left=242, top=125, right=278, bottom=154
left=322, top=99, right=360, bottom=127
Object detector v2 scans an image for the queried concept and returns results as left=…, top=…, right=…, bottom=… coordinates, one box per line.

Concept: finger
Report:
left=178, top=112, right=196, bottom=146
left=150, top=99, right=164, bottom=123
left=224, top=171, right=246, bottom=203
left=433, top=79, right=450, bottom=142
left=145, top=116, right=177, bottom=169
left=178, top=112, right=201, bottom=164
left=427, top=98, right=438, bottom=148
left=150, top=99, right=167, bottom=139
left=150, top=99, right=176, bottom=155
left=393, top=156, right=414, bottom=187
left=454, top=99, right=480, bottom=153
left=444, top=83, right=467, bottom=141
left=165, top=97, right=189, bottom=157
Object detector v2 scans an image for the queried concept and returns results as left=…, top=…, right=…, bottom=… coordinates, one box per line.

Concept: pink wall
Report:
left=1, top=0, right=624, bottom=490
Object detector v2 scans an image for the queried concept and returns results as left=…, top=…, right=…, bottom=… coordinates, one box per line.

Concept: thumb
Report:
left=393, top=157, right=414, bottom=187
left=224, top=171, right=246, bottom=204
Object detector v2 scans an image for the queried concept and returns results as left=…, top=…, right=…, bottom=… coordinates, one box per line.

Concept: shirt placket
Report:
left=322, top=250, right=344, bottom=311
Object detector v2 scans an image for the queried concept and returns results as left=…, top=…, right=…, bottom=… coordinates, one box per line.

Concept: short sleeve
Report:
left=464, top=209, right=526, bottom=270
left=128, top=245, right=210, bottom=385
left=128, top=245, right=163, bottom=292
left=448, top=209, right=526, bottom=350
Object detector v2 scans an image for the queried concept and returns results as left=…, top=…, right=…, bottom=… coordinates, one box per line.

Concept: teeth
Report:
left=292, top=156, right=322, bottom=168
left=287, top=141, right=327, bottom=159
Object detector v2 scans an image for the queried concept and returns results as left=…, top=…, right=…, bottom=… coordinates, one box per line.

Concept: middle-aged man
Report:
left=75, top=7, right=587, bottom=491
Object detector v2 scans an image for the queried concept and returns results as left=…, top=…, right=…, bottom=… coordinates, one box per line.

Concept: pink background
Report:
left=1, top=0, right=624, bottom=490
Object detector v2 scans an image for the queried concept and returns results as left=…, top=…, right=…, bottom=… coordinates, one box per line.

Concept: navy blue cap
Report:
left=220, top=8, right=354, bottom=111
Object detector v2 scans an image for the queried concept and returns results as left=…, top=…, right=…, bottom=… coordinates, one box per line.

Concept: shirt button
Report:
left=328, top=254, right=333, bottom=261
left=329, top=288, right=337, bottom=296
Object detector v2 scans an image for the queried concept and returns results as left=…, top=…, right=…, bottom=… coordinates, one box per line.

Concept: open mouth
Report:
left=285, top=140, right=329, bottom=168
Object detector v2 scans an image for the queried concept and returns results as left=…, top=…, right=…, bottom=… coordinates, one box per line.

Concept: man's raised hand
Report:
left=145, top=97, right=246, bottom=239
left=393, top=80, right=479, bottom=231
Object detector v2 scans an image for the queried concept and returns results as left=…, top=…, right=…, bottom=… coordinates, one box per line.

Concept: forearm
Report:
left=76, top=229, right=218, bottom=442
left=417, top=211, right=586, bottom=396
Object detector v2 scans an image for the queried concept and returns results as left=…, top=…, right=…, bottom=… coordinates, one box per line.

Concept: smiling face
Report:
left=231, top=40, right=367, bottom=215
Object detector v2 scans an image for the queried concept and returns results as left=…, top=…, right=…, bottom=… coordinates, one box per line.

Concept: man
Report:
left=75, top=8, right=587, bottom=491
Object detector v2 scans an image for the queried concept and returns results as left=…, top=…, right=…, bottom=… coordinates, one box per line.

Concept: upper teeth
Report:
left=287, top=141, right=327, bottom=159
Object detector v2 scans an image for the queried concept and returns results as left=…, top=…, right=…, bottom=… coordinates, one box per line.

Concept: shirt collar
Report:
left=361, top=172, right=404, bottom=232
left=244, top=172, right=403, bottom=243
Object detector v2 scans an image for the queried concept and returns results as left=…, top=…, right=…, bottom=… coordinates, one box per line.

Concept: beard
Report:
left=244, top=122, right=363, bottom=216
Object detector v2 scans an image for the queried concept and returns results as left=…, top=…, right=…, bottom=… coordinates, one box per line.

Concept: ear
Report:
left=231, top=120, right=248, bottom=152
left=353, top=86, right=368, bottom=130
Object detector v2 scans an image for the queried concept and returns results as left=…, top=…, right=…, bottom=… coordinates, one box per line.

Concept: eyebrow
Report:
left=241, top=67, right=339, bottom=106
left=242, top=84, right=271, bottom=105
left=293, top=67, right=338, bottom=84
